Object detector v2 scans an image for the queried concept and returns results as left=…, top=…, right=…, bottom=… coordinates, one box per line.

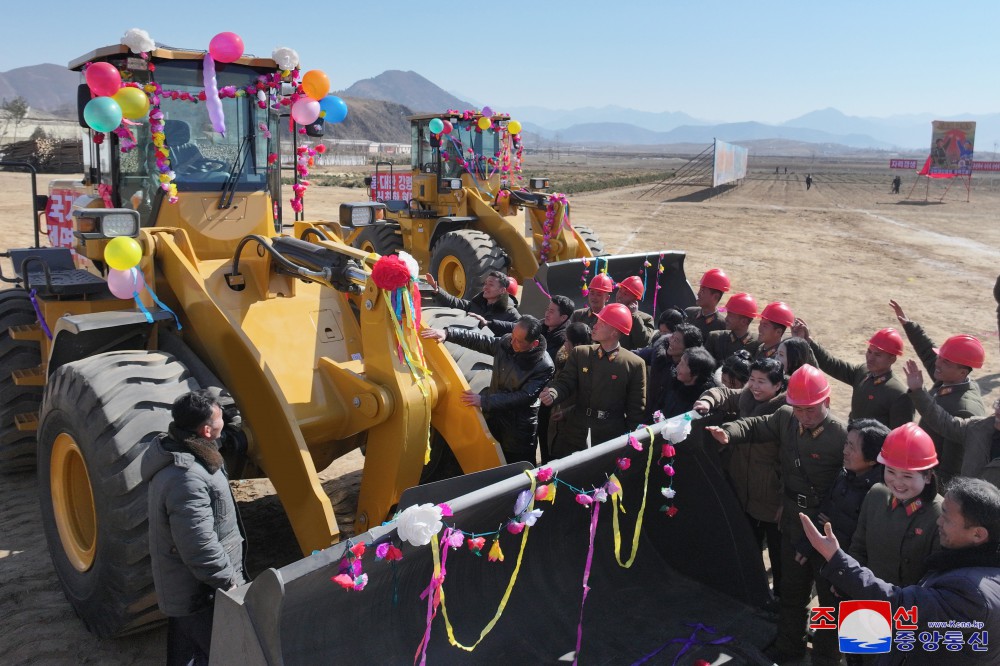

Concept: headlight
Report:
left=339, top=202, right=388, bottom=227
left=72, top=208, right=140, bottom=240
left=529, top=178, right=549, bottom=190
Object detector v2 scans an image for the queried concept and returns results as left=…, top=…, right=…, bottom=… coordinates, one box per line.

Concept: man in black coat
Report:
left=422, top=315, right=554, bottom=463
left=424, top=270, right=520, bottom=324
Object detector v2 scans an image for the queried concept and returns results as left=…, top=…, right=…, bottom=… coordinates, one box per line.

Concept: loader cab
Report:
left=410, top=114, right=509, bottom=195
left=74, top=48, right=282, bottom=230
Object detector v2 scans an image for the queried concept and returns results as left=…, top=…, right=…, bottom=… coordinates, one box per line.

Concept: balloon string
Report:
left=28, top=289, right=53, bottom=340
left=141, top=279, right=183, bottom=330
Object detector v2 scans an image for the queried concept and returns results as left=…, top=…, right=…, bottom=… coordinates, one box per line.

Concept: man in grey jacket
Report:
left=142, top=390, right=246, bottom=665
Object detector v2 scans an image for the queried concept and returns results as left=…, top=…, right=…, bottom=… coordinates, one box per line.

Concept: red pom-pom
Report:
left=371, top=254, right=412, bottom=290
left=666, top=506, right=679, bottom=518
left=315, top=144, right=327, bottom=154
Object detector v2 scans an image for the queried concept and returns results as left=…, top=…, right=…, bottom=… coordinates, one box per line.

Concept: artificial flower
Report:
left=396, top=503, right=444, bottom=547
left=488, top=538, right=504, bottom=562
left=661, top=487, right=676, bottom=499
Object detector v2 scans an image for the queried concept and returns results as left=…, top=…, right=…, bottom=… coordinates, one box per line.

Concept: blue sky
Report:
left=4, top=0, right=998, bottom=123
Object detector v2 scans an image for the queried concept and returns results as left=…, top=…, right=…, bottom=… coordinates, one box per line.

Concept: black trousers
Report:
left=166, top=604, right=214, bottom=666
left=775, top=532, right=839, bottom=661
left=746, top=513, right=783, bottom=594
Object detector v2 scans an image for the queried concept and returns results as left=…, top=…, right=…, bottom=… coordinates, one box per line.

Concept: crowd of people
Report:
left=145, top=264, right=1000, bottom=665
left=420, top=265, right=1000, bottom=665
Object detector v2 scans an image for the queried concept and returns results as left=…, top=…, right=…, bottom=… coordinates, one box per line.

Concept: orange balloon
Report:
left=301, top=70, right=330, bottom=101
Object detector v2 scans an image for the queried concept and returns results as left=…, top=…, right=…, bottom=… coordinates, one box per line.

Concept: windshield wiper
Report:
left=219, top=132, right=251, bottom=210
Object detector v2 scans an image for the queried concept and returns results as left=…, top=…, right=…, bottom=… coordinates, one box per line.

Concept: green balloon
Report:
left=428, top=118, right=444, bottom=134
left=84, top=97, right=123, bottom=133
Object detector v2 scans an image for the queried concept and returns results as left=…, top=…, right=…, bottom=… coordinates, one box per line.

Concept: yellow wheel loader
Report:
left=0, top=40, right=507, bottom=638
left=0, top=35, right=777, bottom=663
left=348, top=112, right=681, bottom=319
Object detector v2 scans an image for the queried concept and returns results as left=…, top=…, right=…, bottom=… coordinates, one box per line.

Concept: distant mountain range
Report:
left=3, top=64, right=997, bottom=153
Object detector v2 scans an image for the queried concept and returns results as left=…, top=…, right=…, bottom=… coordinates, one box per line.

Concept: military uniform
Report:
left=722, top=406, right=847, bottom=661
left=755, top=342, right=780, bottom=361
left=624, top=311, right=655, bottom=351
left=546, top=343, right=646, bottom=458
left=570, top=307, right=652, bottom=351
left=903, top=320, right=986, bottom=483
left=848, top=483, right=943, bottom=586
left=705, top=329, right=762, bottom=365
left=909, top=388, right=1000, bottom=488
left=684, top=306, right=727, bottom=339
left=810, top=339, right=914, bottom=428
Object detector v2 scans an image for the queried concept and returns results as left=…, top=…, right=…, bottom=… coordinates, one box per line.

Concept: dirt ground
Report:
left=2, top=162, right=1000, bottom=663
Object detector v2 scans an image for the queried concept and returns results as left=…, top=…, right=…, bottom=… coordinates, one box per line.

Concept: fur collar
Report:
left=166, top=424, right=224, bottom=474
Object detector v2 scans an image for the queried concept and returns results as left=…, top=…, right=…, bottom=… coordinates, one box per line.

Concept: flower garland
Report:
left=539, top=193, right=569, bottom=264
left=650, top=251, right=666, bottom=315
left=146, top=94, right=178, bottom=204
left=290, top=143, right=326, bottom=213
left=321, top=412, right=695, bottom=666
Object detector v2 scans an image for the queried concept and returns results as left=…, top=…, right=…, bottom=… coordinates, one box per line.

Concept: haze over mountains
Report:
left=3, top=64, right=998, bottom=153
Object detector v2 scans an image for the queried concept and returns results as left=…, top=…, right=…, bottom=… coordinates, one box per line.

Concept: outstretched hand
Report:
left=800, top=512, right=840, bottom=561
left=791, top=318, right=810, bottom=340
left=888, top=299, right=909, bottom=325
left=705, top=426, right=730, bottom=445
left=903, top=358, right=924, bottom=392
left=423, top=273, right=439, bottom=293
left=420, top=327, right=447, bottom=342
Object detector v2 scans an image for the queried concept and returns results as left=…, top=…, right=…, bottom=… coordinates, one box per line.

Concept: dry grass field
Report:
left=1, top=156, right=999, bottom=663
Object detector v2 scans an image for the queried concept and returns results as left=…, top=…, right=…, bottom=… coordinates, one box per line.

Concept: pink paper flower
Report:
left=617, top=457, right=631, bottom=470
left=535, top=467, right=554, bottom=483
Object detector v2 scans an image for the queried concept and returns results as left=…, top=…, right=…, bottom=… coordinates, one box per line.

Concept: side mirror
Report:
left=77, top=84, right=91, bottom=129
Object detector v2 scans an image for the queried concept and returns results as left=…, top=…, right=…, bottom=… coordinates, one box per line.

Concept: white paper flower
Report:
left=398, top=251, right=419, bottom=279
left=661, top=487, right=676, bottom=499
left=661, top=414, right=692, bottom=443
left=121, top=28, right=154, bottom=54
left=272, top=47, right=300, bottom=71
left=395, top=503, right=443, bottom=547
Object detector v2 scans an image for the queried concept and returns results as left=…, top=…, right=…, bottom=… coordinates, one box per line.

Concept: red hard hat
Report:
left=877, top=423, right=938, bottom=471
left=619, top=275, right=644, bottom=299
left=868, top=328, right=904, bottom=357
left=596, top=303, right=633, bottom=335
left=506, top=277, right=519, bottom=297
left=935, top=334, right=985, bottom=369
left=699, top=268, right=731, bottom=293
left=760, top=301, right=794, bottom=328
left=785, top=364, right=831, bottom=406
left=589, top=273, right=614, bottom=293
left=724, top=292, right=758, bottom=319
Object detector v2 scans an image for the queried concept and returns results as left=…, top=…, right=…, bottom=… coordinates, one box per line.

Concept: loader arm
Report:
left=151, top=229, right=340, bottom=553
left=464, top=189, right=539, bottom=281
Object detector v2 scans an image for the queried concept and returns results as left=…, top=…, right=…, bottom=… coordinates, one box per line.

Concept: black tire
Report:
left=429, top=229, right=507, bottom=299
left=419, top=307, right=494, bottom=482
left=0, top=288, right=43, bottom=474
left=37, top=351, right=200, bottom=638
left=352, top=224, right=403, bottom=256
left=575, top=225, right=607, bottom=257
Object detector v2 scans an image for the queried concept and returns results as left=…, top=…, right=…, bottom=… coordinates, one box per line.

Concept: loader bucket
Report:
left=518, top=251, right=697, bottom=320
left=212, top=415, right=776, bottom=665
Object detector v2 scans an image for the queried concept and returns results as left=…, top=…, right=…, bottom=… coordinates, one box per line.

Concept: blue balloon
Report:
left=319, top=95, right=348, bottom=123
left=83, top=97, right=123, bottom=133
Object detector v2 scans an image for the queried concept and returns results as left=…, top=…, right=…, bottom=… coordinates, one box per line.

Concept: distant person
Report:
left=805, top=174, right=813, bottom=190
left=784, top=166, right=787, bottom=174
left=891, top=175, right=902, bottom=194
left=776, top=166, right=780, bottom=175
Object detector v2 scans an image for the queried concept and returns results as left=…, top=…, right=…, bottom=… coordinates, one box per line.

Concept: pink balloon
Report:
left=291, top=98, right=320, bottom=125
left=107, top=268, right=144, bottom=300
left=209, top=32, right=244, bottom=63
left=86, top=62, right=122, bottom=97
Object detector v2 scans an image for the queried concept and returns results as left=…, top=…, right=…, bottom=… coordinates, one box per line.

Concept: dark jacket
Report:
left=684, top=306, right=727, bottom=339
left=910, top=388, right=1000, bottom=488
left=848, top=483, right=943, bottom=586
left=700, top=386, right=786, bottom=522
left=796, top=464, right=883, bottom=559
left=903, top=320, right=985, bottom=483
left=141, top=425, right=246, bottom=617
left=661, top=375, right=718, bottom=420
left=444, top=327, right=554, bottom=462
left=822, top=542, right=1000, bottom=665
left=634, top=333, right=674, bottom=424
left=488, top=318, right=568, bottom=367
left=433, top=290, right=520, bottom=323
left=810, top=339, right=914, bottom=428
